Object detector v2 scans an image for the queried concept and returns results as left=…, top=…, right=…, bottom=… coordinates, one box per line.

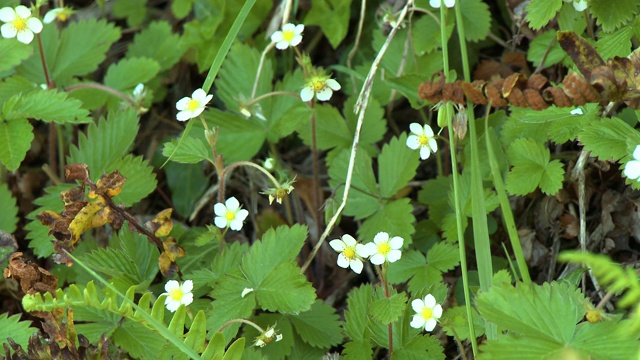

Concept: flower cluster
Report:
left=406, top=123, right=438, bottom=160
left=329, top=232, right=403, bottom=274
left=0, top=5, right=42, bottom=44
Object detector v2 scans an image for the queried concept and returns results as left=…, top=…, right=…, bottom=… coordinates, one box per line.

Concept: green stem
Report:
left=222, top=161, right=282, bottom=190
left=217, top=318, right=264, bottom=334
left=251, top=42, right=276, bottom=99
left=66, top=83, right=137, bottom=107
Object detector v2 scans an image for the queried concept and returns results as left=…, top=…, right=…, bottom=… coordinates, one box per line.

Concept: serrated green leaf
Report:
left=342, top=340, right=373, bottom=360
left=527, top=30, right=567, bottom=68
left=328, top=150, right=380, bottom=220
left=387, top=250, right=427, bottom=284
left=0, top=182, right=18, bottom=233
left=162, top=137, right=211, bottom=164
left=358, top=198, right=415, bottom=246
left=109, top=154, right=157, bottom=206
left=557, top=1, right=587, bottom=33
left=589, top=0, right=638, bottom=32
left=304, top=0, right=350, bottom=49
left=128, top=21, right=186, bottom=71
left=426, top=241, right=459, bottom=272
left=595, top=27, right=633, bottom=60
left=0, top=312, right=37, bottom=349
left=571, top=320, right=640, bottom=359
left=25, top=184, right=75, bottom=258
left=344, top=284, right=374, bottom=341
left=290, top=300, right=342, bottom=348
left=369, top=292, right=407, bottom=325
left=3, top=90, right=91, bottom=123
left=296, top=104, right=351, bottom=150
left=112, top=320, right=166, bottom=359
left=525, top=0, right=563, bottom=30
left=407, top=266, right=444, bottom=297
left=460, top=0, right=491, bottom=42
left=379, top=133, right=419, bottom=198
left=164, top=162, right=208, bottom=218
left=506, top=138, right=565, bottom=195
left=440, top=306, right=485, bottom=341
left=538, top=159, right=564, bottom=195
left=478, top=335, right=564, bottom=360
left=208, top=270, right=256, bottom=341
left=0, top=119, right=32, bottom=171
left=112, top=0, right=147, bottom=27
left=257, top=262, right=316, bottom=314
left=68, top=108, right=139, bottom=181
left=81, top=248, right=142, bottom=290
left=579, top=116, right=640, bottom=161
left=115, top=226, right=159, bottom=286
left=104, top=57, right=160, bottom=92
left=393, top=334, right=444, bottom=360
left=0, top=76, right=35, bottom=104
left=412, top=15, right=455, bottom=55
left=0, top=38, right=33, bottom=72
left=171, top=0, right=194, bottom=19
left=418, top=176, right=451, bottom=224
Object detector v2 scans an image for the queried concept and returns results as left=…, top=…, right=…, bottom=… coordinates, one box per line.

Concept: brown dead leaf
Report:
left=146, top=208, right=173, bottom=237
left=3, top=252, right=57, bottom=296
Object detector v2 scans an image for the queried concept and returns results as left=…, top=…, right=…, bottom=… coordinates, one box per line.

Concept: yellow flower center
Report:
left=169, top=288, right=184, bottom=301
left=418, top=134, right=429, bottom=146
left=312, top=79, right=325, bottom=92
left=12, top=17, right=27, bottom=31
left=421, top=307, right=433, bottom=320
left=186, top=99, right=200, bottom=111
left=378, top=242, right=391, bottom=255
left=282, top=30, right=295, bottom=42
left=225, top=211, right=236, bottom=221
left=59, top=11, right=69, bottom=21
left=343, top=247, right=356, bottom=260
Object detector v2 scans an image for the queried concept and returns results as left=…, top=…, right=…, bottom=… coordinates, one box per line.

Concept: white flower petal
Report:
left=282, top=23, right=295, bottom=32
left=16, top=29, right=33, bottom=44
left=389, top=236, right=404, bottom=249
left=624, top=161, right=640, bottom=180
left=14, top=5, right=30, bottom=18
left=315, top=87, right=333, bottom=101
left=445, top=0, right=456, bottom=7
left=350, top=258, right=364, bottom=274
left=165, top=280, right=180, bottom=292
left=429, top=0, right=441, bottom=8
left=570, top=108, right=583, bottom=115
left=355, top=243, right=370, bottom=257
left=236, top=209, right=249, bottom=221
left=387, top=249, right=402, bottom=263
left=420, top=146, right=431, bottom=160
left=26, top=17, right=42, bottom=33
left=214, top=203, right=227, bottom=216
left=410, top=314, right=426, bottom=329
left=573, top=0, right=587, bottom=11
left=370, top=253, right=385, bottom=265
left=290, top=34, right=302, bottom=47
left=411, top=299, right=425, bottom=313
left=433, top=304, right=443, bottom=318
left=300, top=87, right=314, bottom=102
left=190, top=107, right=205, bottom=118
left=424, top=294, right=436, bottom=308
left=342, top=234, right=357, bottom=246
left=336, top=254, right=350, bottom=268
left=423, top=125, right=435, bottom=137
left=294, top=24, right=305, bottom=34
left=632, top=145, right=640, bottom=160
left=192, top=88, right=207, bottom=101
left=330, top=239, right=346, bottom=252
left=182, top=293, right=194, bottom=306
left=373, top=232, right=389, bottom=245
left=364, top=242, right=377, bottom=256
left=428, top=138, right=438, bottom=153
left=406, top=135, right=421, bottom=150
left=43, top=9, right=61, bottom=24
left=0, top=7, right=16, bottom=22
left=325, top=79, right=341, bottom=91
left=225, top=197, right=240, bottom=211
left=229, top=219, right=244, bottom=231
left=176, top=97, right=190, bottom=110
left=271, top=30, right=283, bottom=43
left=275, top=41, right=289, bottom=50
left=165, top=298, right=180, bottom=312
left=409, top=122, right=423, bottom=135
left=182, top=280, right=193, bottom=292
left=1, top=23, right=16, bottom=39
left=214, top=216, right=228, bottom=229
left=424, top=318, right=437, bottom=331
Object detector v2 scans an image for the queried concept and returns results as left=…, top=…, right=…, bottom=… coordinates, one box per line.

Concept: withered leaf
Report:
left=146, top=208, right=173, bottom=238
left=68, top=196, right=111, bottom=247
left=557, top=30, right=605, bottom=80
left=158, top=237, right=185, bottom=278
left=3, top=252, right=57, bottom=295
left=92, top=170, right=126, bottom=198
left=64, top=163, right=90, bottom=182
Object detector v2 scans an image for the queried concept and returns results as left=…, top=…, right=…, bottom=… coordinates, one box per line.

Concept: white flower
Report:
left=410, top=294, right=443, bottom=332
left=175, top=88, right=213, bottom=121
left=429, top=0, right=455, bottom=8
left=43, top=7, right=73, bottom=24
left=0, top=6, right=43, bottom=44
left=214, top=197, right=249, bottom=231
left=329, top=234, right=370, bottom=274
left=300, top=76, right=341, bottom=102
left=162, top=280, right=194, bottom=312
left=271, top=23, right=304, bottom=50
left=241, top=288, right=254, bottom=298
left=406, top=123, right=438, bottom=160
left=364, top=232, right=403, bottom=265
left=564, top=0, right=587, bottom=11
left=570, top=108, right=583, bottom=115
left=254, top=326, right=283, bottom=347
left=623, top=145, right=640, bottom=181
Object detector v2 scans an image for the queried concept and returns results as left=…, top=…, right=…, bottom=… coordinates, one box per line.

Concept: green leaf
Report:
left=68, top=108, right=139, bottom=181
left=342, top=340, right=373, bottom=360
left=81, top=248, right=143, bottom=290
left=208, top=270, right=256, bottom=341
left=440, top=306, right=485, bottom=341
left=198, top=108, right=266, bottom=163
left=579, top=116, right=640, bottom=161
left=25, top=184, right=76, bottom=258
left=164, top=162, right=208, bottom=218
left=379, top=133, right=420, bottom=198
left=343, top=284, right=374, bottom=341
left=127, top=21, right=186, bottom=71
left=358, top=198, right=415, bottom=246
left=104, top=57, right=161, bottom=92
left=0, top=182, right=18, bottom=233
left=557, top=1, right=587, bottom=33
left=0, top=119, right=33, bottom=171
left=571, top=320, right=640, bottom=359
left=393, top=334, right=444, bottom=360
left=369, top=292, right=407, bottom=325
left=296, top=104, right=351, bottom=150
left=589, top=0, right=638, bottom=32
left=2, top=90, right=91, bottom=123
left=478, top=335, right=566, bottom=360
left=112, top=320, right=166, bottom=359
left=51, top=19, right=121, bottom=84
left=0, top=313, right=37, bottom=349
left=162, top=137, right=211, bottom=164
left=387, top=250, right=427, bottom=284
left=304, top=0, right=350, bottom=48
left=112, top=0, right=147, bottom=27
left=595, top=26, right=634, bottom=60
left=0, top=76, right=35, bottom=104
left=171, top=0, right=194, bottom=19
left=509, top=104, right=596, bottom=144
left=476, top=281, right=587, bottom=343
left=114, top=226, right=159, bottom=287
left=412, top=15, right=455, bottom=55
left=290, top=300, right=342, bottom=348
left=527, top=30, right=567, bottom=68
left=0, top=38, right=33, bottom=72
left=328, top=150, right=380, bottom=220
left=460, top=0, right=491, bottom=42
left=108, top=154, right=157, bottom=207
left=426, top=241, right=459, bottom=272
left=525, top=0, right=563, bottom=30
left=506, top=138, right=565, bottom=195
left=256, top=262, right=316, bottom=314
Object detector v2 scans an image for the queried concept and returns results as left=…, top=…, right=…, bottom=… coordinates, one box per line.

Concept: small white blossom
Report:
left=406, top=123, right=438, bottom=160
left=329, top=234, right=370, bottom=274
left=564, top=0, right=587, bottom=11
left=300, top=76, right=341, bottom=102
left=271, top=23, right=304, bottom=50
left=162, top=280, right=194, bottom=312
left=364, top=232, right=403, bottom=265
left=0, top=6, right=43, bottom=44
left=43, top=7, right=74, bottom=24
left=410, top=294, right=443, bottom=332
left=623, top=145, right=640, bottom=181
left=429, top=0, right=455, bottom=8
left=254, top=326, right=283, bottom=347
left=570, top=108, right=583, bottom=115
left=175, top=88, right=213, bottom=121
left=214, top=197, right=249, bottom=231
left=241, top=288, right=254, bottom=298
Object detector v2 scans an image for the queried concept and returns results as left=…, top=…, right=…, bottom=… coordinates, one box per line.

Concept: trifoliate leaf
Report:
left=379, top=133, right=420, bottom=198
left=290, top=300, right=342, bottom=348
left=0, top=119, right=32, bottom=171
left=387, top=250, right=427, bottom=284
left=162, top=137, right=211, bottom=164
left=305, top=0, right=350, bottom=49
left=257, top=262, right=316, bottom=314
left=579, top=116, right=640, bottom=161
left=344, top=284, right=374, bottom=341
left=595, top=27, right=634, bottom=60
left=0, top=38, right=33, bottom=73
left=460, top=0, right=491, bottom=42
left=358, top=198, right=416, bottom=247
left=2, top=90, right=91, bottom=123
left=589, top=0, right=638, bottom=32
left=209, top=270, right=256, bottom=341
left=369, top=292, right=407, bottom=325
left=525, top=0, right=563, bottom=30
left=393, top=334, right=444, bottom=360
left=506, top=138, right=565, bottom=195
left=328, top=150, right=380, bottom=220
left=127, top=21, right=185, bottom=71
left=0, top=313, right=37, bottom=349
left=527, top=30, right=567, bottom=68
left=426, top=241, right=459, bottom=272
left=109, top=154, right=157, bottom=206
left=0, top=183, right=17, bottom=234
left=509, top=104, right=596, bottom=144
left=104, top=57, right=160, bottom=92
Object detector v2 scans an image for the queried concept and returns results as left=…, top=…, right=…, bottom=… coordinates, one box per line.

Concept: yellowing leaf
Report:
left=68, top=197, right=111, bottom=246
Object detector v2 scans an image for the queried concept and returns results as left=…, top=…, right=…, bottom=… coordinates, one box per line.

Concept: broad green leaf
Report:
left=557, top=1, right=587, bottom=33
left=115, top=226, right=159, bottom=287
left=344, top=97, right=386, bottom=152
left=369, top=292, right=407, bottom=325
left=343, top=284, right=374, bottom=341
left=268, top=69, right=307, bottom=141
left=81, top=248, right=142, bottom=290
left=0, top=38, right=33, bottom=72
left=0, top=119, right=33, bottom=171
left=595, top=26, right=634, bottom=60
left=172, top=0, right=194, bottom=19
left=127, top=21, right=186, bottom=71
left=0, top=76, right=35, bottom=104
left=579, top=116, right=640, bottom=161
left=509, top=104, right=596, bottom=144
left=296, top=104, right=351, bottom=150
left=387, top=250, right=427, bottom=285
left=478, top=335, right=565, bottom=360
left=164, top=162, right=208, bottom=218
left=407, top=267, right=445, bottom=297
left=505, top=138, right=565, bottom=195
left=304, top=0, right=350, bottom=49
left=527, top=30, right=567, bottom=68
left=209, top=270, right=256, bottom=341
left=379, top=133, right=419, bottom=198
left=104, top=57, right=161, bottom=92
left=162, top=137, right=211, bottom=164
left=2, top=90, right=91, bottom=123
left=25, top=184, right=75, bottom=258
left=589, top=0, right=638, bottom=32
left=0, top=313, right=36, bottom=349
left=440, top=306, right=486, bottom=341
left=109, top=154, right=157, bottom=207
left=412, top=15, right=455, bottom=55
left=112, top=320, right=166, bottom=359
left=571, top=320, right=640, bottom=359
left=426, top=241, right=459, bottom=272
left=0, top=182, right=18, bottom=233
left=385, top=74, right=428, bottom=109
left=198, top=108, right=266, bottom=163
left=358, top=198, right=416, bottom=246
left=342, top=340, right=373, bottom=360
left=525, top=0, right=563, bottom=30
left=112, top=0, right=147, bottom=27
left=328, top=150, right=380, bottom=220
left=418, top=176, right=451, bottom=224
left=460, top=0, right=491, bottom=42
left=538, top=160, right=564, bottom=195
left=290, top=300, right=342, bottom=348
left=257, top=262, right=316, bottom=314
left=393, top=334, right=444, bottom=360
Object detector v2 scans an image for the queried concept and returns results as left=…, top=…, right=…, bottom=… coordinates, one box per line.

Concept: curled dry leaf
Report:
left=3, top=252, right=57, bottom=296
